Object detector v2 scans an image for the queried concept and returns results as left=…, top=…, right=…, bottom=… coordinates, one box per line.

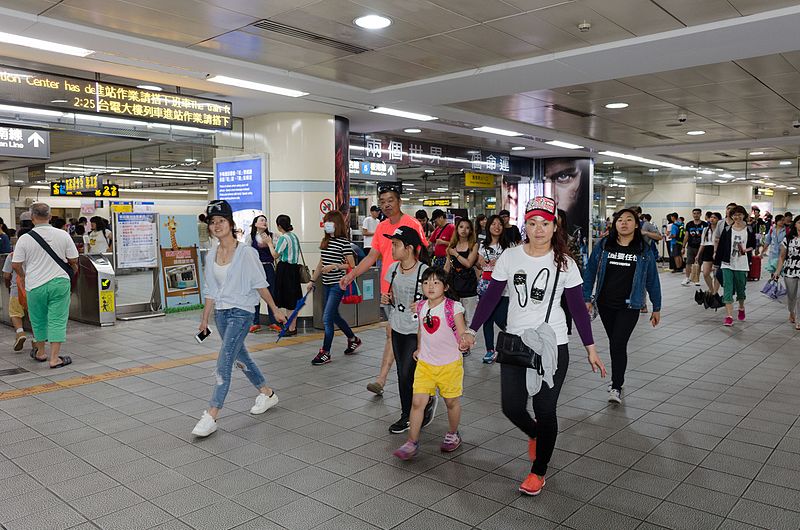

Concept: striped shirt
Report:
left=275, top=232, right=300, bottom=264
left=320, top=237, right=353, bottom=285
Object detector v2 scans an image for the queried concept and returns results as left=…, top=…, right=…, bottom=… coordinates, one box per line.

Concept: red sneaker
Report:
left=268, top=324, right=283, bottom=332
left=724, top=316, right=734, bottom=327
left=738, top=309, right=746, bottom=321
left=519, top=473, right=545, bottom=496
left=249, top=325, right=262, bottom=333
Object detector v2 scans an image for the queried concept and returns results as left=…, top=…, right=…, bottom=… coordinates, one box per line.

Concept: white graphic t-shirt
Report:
left=492, top=247, right=582, bottom=345
left=722, top=226, right=750, bottom=271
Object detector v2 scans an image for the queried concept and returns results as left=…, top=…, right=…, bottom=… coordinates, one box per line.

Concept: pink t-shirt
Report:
left=417, top=299, right=464, bottom=366
left=372, top=214, right=427, bottom=294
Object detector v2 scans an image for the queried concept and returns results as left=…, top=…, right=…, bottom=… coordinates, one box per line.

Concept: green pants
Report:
left=28, top=277, right=71, bottom=343
left=722, top=269, right=747, bottom=304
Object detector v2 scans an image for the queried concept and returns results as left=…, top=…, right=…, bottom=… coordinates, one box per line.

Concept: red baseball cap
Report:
left=524, top=196, right=557, bottom=221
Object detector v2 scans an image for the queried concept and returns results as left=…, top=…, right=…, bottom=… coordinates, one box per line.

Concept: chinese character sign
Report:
left=214, top=156, right=266, bottom=234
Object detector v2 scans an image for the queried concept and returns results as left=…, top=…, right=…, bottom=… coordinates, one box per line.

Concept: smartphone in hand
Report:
left=196, top=328, right=212, bottom=343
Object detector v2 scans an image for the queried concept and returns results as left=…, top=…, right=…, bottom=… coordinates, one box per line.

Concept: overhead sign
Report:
left=51, top=181, right=118, bottom=197
left=0, top=65, right=232, bottom=130
left=465, top=171, right=496, bottom=188
left=350, top=159, right=397, bottom=179
left=423, top=198, right=452, bottom=207
left=0, top=126, right=49, bottom=158
left=756, top=187, right=774, bottom=197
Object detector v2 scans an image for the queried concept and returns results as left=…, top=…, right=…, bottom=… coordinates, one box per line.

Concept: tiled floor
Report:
left=1, top=269, right=799, bottom=529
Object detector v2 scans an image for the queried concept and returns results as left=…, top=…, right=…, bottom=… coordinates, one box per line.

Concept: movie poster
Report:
left=501, top=177, right=518, bottom=224
left=334, top=116, right=350, bottom=217
left=543, top=158, right=592, bottom=265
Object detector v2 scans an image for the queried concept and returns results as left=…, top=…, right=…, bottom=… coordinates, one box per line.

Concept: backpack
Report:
left=416, top=298, right=459, bottom=342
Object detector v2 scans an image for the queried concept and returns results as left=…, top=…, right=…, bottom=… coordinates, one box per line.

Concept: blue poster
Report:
left=215, top=157, right=263, bottom=212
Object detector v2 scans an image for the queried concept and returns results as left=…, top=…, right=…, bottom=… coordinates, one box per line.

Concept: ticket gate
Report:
left=312, top=267, right=381, bottom=330
left=69, top=254, right=116, bottom=326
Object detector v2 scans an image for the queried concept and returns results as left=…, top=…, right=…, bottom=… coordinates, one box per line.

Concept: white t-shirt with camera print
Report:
left=491, top=246, right=582, bottom=345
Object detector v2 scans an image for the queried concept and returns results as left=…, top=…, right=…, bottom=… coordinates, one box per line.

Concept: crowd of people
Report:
left=7, top=192, right=798, bottom=499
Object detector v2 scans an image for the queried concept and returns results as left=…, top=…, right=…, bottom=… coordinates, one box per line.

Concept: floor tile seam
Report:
left=0, top=323, right=385, bottom=402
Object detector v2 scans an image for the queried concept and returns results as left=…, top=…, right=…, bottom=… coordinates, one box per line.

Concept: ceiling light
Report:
left=721, top=174, right=735, bottom=179
left=136, top=85, right=163, bottom=92
left=370, top=107, right=437, bottom=121
left=611, top=177, right=626, bottom=183
left=404, top=128, right=421, bottom=134
left=185, top=158, right=198, bottom=163
left=648, top=169, right=659, bottom=173
left=207, top=75, right=308, bottom=97
left=0, top=31, right=93, bottom=57
left=13, top=180, right=23, bottom=183
left=599, top=151, right=694, bottom=170
left=780, top=160, right=793, bottom=165
left=750, top=151, right=765, bottom=155
left=354, top=15, right=392, bottom=29
left=474, top=126, right=522, bottom=137
left=50, top=99, right=68, bottom=104
left=686, top=130, right=705, bottom=136
left=697, top=170, right=714, bottom=175
left=545, top=140, right=584, bottom=149
left=424, top=169, right=434, bottom=174
left=511, top=146, right=526, bottom=151
left=0, top=104, right=65, bottom=117
left=605, top=102, right=629, bottom=109
left=602, top=161, right=614, bottom=165
left=133, top=181, right=143, bottom=184
left=613, top=171, right=622, bottom=175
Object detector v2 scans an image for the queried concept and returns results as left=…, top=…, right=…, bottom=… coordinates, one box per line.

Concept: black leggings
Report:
left=391, top=331, right=417, bottom=419
left=598, top=305, right=640, bottom=391
left=501, top=344, right=569, bottom=477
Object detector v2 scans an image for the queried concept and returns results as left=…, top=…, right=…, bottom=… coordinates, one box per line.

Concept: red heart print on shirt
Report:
left=423, top=315, right=440, bottom=334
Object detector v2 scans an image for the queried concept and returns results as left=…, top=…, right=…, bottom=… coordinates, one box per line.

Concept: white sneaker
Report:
left=681, top=278, right=692, bottom=286
left=192, top=411, right=217, bottom=437
left=608, top=388, right=622, bottom=404
left=694, top=282, right=701, bottom=286
left=250, top=392, right=279, bottom=415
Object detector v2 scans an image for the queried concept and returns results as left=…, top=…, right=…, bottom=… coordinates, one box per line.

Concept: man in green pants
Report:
left=12, top=203, right=78, bottom=369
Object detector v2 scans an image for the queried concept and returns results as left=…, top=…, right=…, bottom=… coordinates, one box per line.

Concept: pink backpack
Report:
left=416, top=298, right=459, bottom=342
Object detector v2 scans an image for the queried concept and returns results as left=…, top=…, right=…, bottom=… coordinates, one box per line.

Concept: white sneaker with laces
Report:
left=250, top=392, right=279, bottom=414
left=681, top=278, right=692, bottom=286
left=608, top=388, right=622, bottom=404
left=192, top=411, right=217, bottom=437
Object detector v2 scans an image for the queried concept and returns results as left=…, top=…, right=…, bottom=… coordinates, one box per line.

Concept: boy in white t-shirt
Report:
left=393, top=268, right=467, bottom=460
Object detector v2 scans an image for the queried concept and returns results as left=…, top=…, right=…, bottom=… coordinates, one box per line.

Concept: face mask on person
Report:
left=324, top=222, right=336, bottom=234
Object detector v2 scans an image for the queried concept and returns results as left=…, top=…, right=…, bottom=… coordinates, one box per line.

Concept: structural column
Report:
left=218, top=112, right=336, bottom=320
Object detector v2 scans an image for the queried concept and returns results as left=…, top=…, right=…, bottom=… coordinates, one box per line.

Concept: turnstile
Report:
left=69, top=254, right=116, bottom=326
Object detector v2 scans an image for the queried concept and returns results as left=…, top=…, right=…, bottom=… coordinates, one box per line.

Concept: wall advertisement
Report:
left=214, top=154, right=268, bottom=234
left=115, top=212, right=159, bottom=269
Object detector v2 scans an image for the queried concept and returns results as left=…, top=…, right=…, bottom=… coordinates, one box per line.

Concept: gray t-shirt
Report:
left=384, top=261, right=428, bottom=335
left=714, top=219, right=732, bottom=241
left=641, top=221, right=660, bottom=243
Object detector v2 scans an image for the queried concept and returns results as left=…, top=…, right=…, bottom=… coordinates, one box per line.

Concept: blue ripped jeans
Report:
left=209, top=307, right=267, bottom=410
left=322, top=284, right=355, bottom=352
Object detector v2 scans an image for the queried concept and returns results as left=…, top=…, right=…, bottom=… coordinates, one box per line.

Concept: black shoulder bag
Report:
left=25, top=230, right=77, bottom=290
left=495, top=266, right=560, bottom=369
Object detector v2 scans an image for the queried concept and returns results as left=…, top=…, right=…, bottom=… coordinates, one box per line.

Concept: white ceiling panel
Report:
left=445, top=24, right=544, bottom=59
left=654, top=0, right=741, bottom=25
left=203, top=0, right=318, bottom=19
left=532, top=2, right=634, bottom=45
left=427, top=0, right=523, bottom=22
left=487, top=11, right=587, bottom=51
left=582, top=0, right=683, bottom=35
left=729, top=0, right=800, bottom=16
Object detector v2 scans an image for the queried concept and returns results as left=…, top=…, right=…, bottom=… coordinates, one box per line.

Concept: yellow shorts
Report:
left=413, top=358, right=464, bottom=399
left=8, top=297, right=24, bottom=319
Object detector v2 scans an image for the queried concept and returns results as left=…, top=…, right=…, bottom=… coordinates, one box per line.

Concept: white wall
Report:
left=626, top=177, right=695, bottom=226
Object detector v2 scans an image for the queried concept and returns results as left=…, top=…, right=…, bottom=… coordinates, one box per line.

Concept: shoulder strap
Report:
left=444, top=297, right=458, bottom=341
left=544, top=265, right=561, bottom=323
left=25, top=230, right=73, bottom=278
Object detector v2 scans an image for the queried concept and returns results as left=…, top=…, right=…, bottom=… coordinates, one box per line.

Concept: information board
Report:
left=115, top=212, right=159, bottom=269
left=0, top=65, right=232, bottom=130
left=214, top=154, right=268, bottom=233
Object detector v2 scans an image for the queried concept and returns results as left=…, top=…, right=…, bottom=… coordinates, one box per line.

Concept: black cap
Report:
left=383, top=225, right=422, bottom=248
left=370, top=205, right=380, bottom=212
left=206, top=200, right=233, bottom=221
left=499, top=209, right=510, bottom=217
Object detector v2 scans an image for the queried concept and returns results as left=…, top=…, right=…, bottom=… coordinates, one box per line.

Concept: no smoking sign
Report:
left=319, top=198, right=334, bottom=227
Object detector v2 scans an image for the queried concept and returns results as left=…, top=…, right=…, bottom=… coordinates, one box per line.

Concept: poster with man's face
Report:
left=543, top=158, right=591, bottom=264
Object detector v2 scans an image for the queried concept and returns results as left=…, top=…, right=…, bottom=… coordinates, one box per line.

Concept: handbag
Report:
left=25, top=229, right=78, bottom=291
left=496, top=266, right=560, bottom=368
left=342, top=271, right=363, bottom=304
left=450, top=256, right=477, bottom=296
left=295, top=235, right=312, bottom=284
left=16, top=275, right=27, bottom=309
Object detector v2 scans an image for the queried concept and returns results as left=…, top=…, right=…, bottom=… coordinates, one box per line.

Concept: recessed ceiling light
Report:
left=780, top=160, right=793, bottom=165
left=545, top=140, right=584, bottom=149
left=136, top=85, right=163, bottom=92
left=686, top=130, right=706, bottom=136
left=511, top=146, right=526, bottom=151
left=750, top=151, right=765, bottom=155
left=370, top=107, right=437, bottom=121
left=0, top=31, right=93, bottom=57
left=207, top=75, right=308, bottom=98
left=648, top=169, right=659, bottom=172
left=602, top=161, right=614, bottom=165
left=354, top=15, right=392, bottom=29
left=605, top=102, right=629, bottom=109
left=403, top=128, right=421, bottom=134
left=474, top=126, right=523, bottom=137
